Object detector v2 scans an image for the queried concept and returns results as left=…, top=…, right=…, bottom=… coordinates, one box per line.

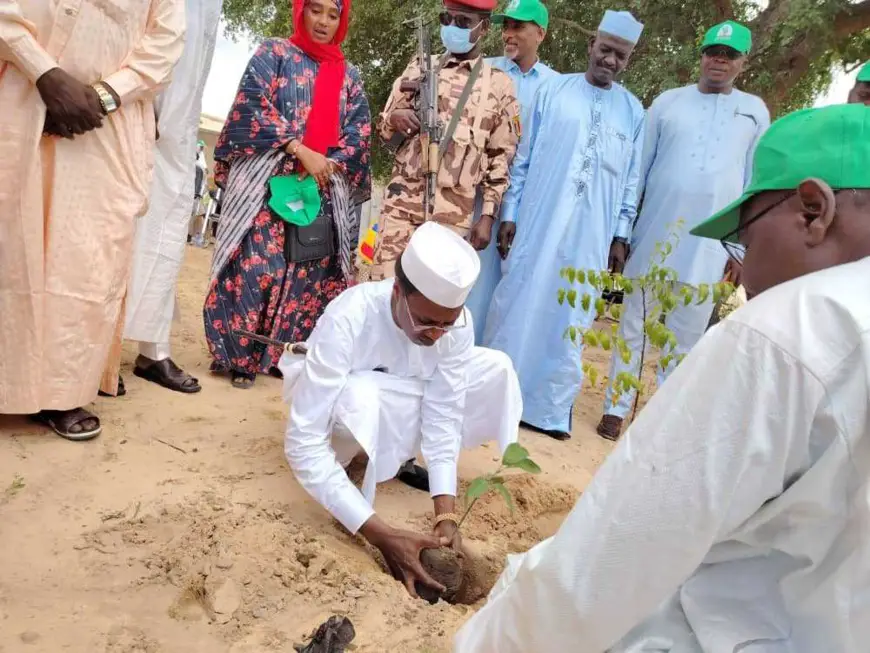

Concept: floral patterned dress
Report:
left=204, top=39, right=371, bottom=377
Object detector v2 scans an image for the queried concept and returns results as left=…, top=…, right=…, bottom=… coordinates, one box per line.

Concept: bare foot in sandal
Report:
left=32, top=407, right=102, bottom=441
left=231, top=371, right=256, bottom=389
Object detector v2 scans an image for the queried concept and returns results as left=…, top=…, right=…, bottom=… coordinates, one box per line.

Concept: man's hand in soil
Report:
left=36, top=68, right=104, bottom=138
left=360, top=516, right=445, bottom=599
left=434, top=519, right=462, bottom=556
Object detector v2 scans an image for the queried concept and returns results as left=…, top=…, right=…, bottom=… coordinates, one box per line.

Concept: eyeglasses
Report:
left=702, top=46, right=743, bottom=61
left=403, top=294, right=467, bottom=334
left=720, top=192, right=794, bottom=264
left=438, top=11, right=485, bottom=30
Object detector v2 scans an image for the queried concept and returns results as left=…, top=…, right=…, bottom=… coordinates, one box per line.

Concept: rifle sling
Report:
left=438, top=58, right=484, bottom=160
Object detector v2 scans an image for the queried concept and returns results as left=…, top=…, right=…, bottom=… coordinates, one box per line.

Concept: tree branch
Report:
left=713, top=0, right=734, bottom=20
left=834, top=0, right=870, bottom=37
left=550, top=16, right=595, bottom=37
left=750, top=0, right=789, bottom=32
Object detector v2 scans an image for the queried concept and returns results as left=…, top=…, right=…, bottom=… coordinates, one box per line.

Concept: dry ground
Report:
left=0, top=245, right=626, bottom=653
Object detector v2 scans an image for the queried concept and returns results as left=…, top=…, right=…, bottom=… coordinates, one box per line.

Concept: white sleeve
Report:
left=453, top=320, right=825, bottom=653
left=421, top=323, right=474, bottom=498
left=283, top=304, right=374, bottom=534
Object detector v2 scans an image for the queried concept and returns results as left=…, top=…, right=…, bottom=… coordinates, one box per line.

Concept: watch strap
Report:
left=93, top=83, right=118, bottom=115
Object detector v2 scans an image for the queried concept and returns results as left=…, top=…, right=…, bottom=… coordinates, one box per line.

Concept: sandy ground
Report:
left=0, top=245, right=623, bottom=653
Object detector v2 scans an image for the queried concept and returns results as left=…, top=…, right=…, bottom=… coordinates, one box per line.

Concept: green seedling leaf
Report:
left=697, top=283, right=710, bottom=305
left=567, top=289, right=577, bottom=309
left=515, top=457, right=542, bottom=474
left=557, top=288, right=566, bottom=305
left=491, top=480, right=515, bottom=514
left=502, top=442, right=530, bottom=466
left=466, top=477, right=491, bottom=502
left=576, top=269, right=586, bottom=284
left=581, top=294, right=592, bottom=312
left=587, top=366, right=599, bottom=387
left=595, top=297, right=606, bottom=317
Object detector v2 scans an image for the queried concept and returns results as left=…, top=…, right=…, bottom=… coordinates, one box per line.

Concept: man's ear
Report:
left=797, top=177, right=837, bottom=247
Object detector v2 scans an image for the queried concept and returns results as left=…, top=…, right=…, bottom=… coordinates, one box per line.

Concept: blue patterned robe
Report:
left=204, top=39, right=371, bottom=377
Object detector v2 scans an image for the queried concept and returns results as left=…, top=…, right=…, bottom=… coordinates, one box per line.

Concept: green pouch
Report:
left=267, top=175, right=322, bottom=226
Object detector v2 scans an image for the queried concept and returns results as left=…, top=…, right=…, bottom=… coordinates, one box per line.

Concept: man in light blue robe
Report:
left=465, top=0, right=558, bottom=344
left=483, top=10, right=646, bottom=440
left=597, top=20, right=770, bottom=440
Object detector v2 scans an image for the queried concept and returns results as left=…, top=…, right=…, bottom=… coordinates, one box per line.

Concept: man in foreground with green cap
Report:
left=454, top=103, right=870, bottom=652
left=848, top=60, right=870, bottom=105
left=597, top=19, right=769, bottom=440
left=465, top=0, right=558, bottom=343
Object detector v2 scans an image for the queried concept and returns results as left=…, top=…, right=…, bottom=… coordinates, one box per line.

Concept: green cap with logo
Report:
left=701, top=20, right=752, bottom=55
left=858, top=61, right=870, bottom=83
left=492, top=0, right=549, bottom=29
left=691, top=104, right=870, bottom=242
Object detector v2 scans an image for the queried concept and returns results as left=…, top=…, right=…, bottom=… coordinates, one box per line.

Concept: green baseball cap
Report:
left=701, top=20, right=752, bottom=55
left=858, top=61, right=870, bottom=83
left=691, top=104, right=870, bottom=242
left=268, top=175, right=322, bottom=227
left=492, top=0, right=549, bottom=29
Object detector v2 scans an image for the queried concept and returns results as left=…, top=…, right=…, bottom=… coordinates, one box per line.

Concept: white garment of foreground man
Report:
left=281, top=221, right=522, bottom=597
left=454, top=103, right=870, bottom=652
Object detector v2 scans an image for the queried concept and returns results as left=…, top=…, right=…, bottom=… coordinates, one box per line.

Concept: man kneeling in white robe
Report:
left=280, top=222, right=523, bottom=598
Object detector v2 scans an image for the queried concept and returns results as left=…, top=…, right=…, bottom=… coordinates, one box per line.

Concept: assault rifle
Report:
left=388, top=15, right=442, bottom=221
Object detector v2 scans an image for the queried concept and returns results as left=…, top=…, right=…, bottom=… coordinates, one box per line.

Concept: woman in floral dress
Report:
left=204, top=0, right=371, bottom=388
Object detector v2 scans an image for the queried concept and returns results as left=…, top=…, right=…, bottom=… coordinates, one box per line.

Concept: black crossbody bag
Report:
left=266, top=181, right=336, bottom=263
left=283, top=209, right=336, bottom=263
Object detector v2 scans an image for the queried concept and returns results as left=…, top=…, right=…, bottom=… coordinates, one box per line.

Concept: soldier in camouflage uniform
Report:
left=370, top=0, right=521, bottom=280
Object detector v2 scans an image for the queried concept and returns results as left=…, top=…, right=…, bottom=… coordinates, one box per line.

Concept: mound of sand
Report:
left=0, top=246, right=616, bottom=653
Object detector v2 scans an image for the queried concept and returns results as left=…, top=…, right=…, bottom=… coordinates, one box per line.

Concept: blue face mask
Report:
left=440, top=24, right=479, bottom=55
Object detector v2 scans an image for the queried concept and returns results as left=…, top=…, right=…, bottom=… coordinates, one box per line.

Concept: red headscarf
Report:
left=289, top=0, right=351, bottom=154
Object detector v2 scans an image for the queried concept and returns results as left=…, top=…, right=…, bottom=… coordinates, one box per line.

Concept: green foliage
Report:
left=560, top=221, right=735, bottom=424
left=458, top=442, right=541, bottom=528
left=222, top=0, right=870, bottom=177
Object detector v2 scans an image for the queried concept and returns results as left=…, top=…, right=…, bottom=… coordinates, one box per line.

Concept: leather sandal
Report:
left=32, top=408, right=102, bottom=441
left=133, top=356, right=202, bottom=394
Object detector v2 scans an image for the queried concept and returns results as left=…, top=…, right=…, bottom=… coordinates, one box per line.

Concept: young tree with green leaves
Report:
left=559, top=223, right=735, bottom=430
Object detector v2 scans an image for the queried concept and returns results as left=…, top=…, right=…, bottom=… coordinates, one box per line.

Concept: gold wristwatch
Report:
left=92, top=82, right=118, bottom=115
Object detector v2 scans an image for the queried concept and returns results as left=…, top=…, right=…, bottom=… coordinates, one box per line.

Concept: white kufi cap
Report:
left=599, top=10, right=644, bottom=44
left=401, top=222, right=480, bottom=309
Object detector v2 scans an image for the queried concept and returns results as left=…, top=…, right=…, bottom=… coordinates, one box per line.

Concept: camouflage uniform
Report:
left=370, top=54, right=521, bottom=280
